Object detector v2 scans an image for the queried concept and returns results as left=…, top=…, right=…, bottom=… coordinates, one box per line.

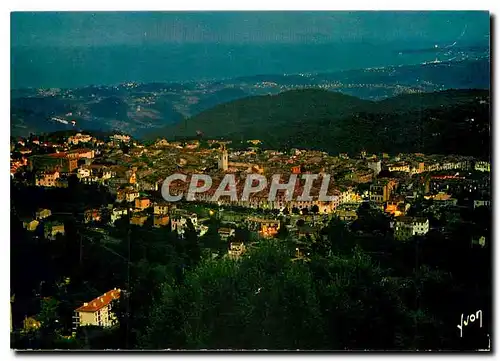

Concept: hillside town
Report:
left=10, top=131, right=491, bottom=346
left=11, top=132, right=491, bottom=244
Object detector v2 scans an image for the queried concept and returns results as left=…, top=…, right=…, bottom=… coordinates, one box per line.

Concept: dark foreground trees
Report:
left=137, top=239, right=485, bottom=350
left=11, top=196, right=491, bottom=350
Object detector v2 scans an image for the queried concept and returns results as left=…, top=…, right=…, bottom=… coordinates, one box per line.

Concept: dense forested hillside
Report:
left=154, top=89, right=490, bottom=157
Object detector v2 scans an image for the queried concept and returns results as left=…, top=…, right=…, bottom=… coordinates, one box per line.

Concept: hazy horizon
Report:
left=11, top=11, right=490, bottom=89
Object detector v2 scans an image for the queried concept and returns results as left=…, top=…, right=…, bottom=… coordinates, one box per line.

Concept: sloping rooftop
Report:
left=75, top=288, right=121, bottom=313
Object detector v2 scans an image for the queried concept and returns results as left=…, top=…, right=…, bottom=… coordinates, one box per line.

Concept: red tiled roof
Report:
left=71, top=148, right=92, bottom=154
left=49, top=152, right=68, bottom=158
left=75, top=289, right=121, bottom=313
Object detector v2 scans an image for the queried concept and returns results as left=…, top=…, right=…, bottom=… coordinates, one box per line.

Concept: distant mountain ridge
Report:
left=152, top=88, right=490, bottom=157
left=11, top=59, right=489, bottom=140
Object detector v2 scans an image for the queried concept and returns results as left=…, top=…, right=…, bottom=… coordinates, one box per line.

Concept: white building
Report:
left=77, top=167, right=91, bottom=179
left=153, top=203, right=170, bottom=215
left=474, top=200, right=491, bottom=209
left=73, top=289, right=121, bottom=330
left=170, top=213, right=208, bottom=238
left=394, top=217, right=429, bottom=241
left=102, top=170, right=112, bottom=180
left=367, top=160, right=382, bottom=176
left=218, top=227, right=236, bottom=241
left=475, top=161, right=490, bottom=172
left=68, top=133, right=92, bottom=145
left=228, top=241, right=246, bottom=259
left=125, top=191, right=140, bottom=203
left=111, top=134, right=131, bottom=143
left=388, top=163, right=411, bottom=173
left=110, top=208, right=128, bottom=224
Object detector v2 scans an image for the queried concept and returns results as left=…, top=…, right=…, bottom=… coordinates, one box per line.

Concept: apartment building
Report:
left=394, top=217, right=429, bottom=241
left=73, top=288, right=121, bottom=330
left=35, top=171, right=60, bottom=187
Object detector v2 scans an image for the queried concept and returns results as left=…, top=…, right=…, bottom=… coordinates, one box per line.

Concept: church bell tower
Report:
left=218, top=144, right=228, bottom=171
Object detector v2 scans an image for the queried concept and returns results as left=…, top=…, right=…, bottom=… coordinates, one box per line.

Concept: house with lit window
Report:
left=84, top=209, right=102, bottom=223
left=474, top=161, right=490, bottom=172
left=35, top=170, right=60, bottom=187
left=394, top=217, right=429, bottom=241
left=369, top=179, right=398, bottom=203
left=335, top=209, right=358, bottom=222
left=247, top=217, right=280, bottom=238
left=134, top=197, right=150, bottom=210
left=387, top=162, right=411, bottom=173
left=77, top=167, right=91, bottom=179
left=153, top=215, right=170, bottom=228
left=126, top=190, right=140, bottom=203
left=218, top=227, right=236, bottom=241
left=228, top=241, right=246, bottom=259
left=44, top=222, right=65, bottom=240
left=153, top=203, right=170, bottom=215
left=110, top=207, right=128, bottom=224
left=73, top=288, right=121, bottom=330
left=23, top=219, right=40, bottom=232
left=36, top=208, right=52, bottom=220
left=130, top=213, right=148, bottom=226
left=474, top=199, right=491, bottom=209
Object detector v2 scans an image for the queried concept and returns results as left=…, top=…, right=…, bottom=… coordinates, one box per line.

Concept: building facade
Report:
left=73, top=289, right=121, bottom=330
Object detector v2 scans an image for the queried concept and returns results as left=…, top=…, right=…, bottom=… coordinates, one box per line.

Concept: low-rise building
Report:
left=218, top=227, right=236, bottom=241
left=474, top=199, right=491, bottom=209
left=111, top=134, right=131, bottom=143
left=23, top=316, right=41, bottom=333
left=425, top=192, right=458, bottom=206
left=68, top=133, right=92, bottom=145
left=170, top=212, right=208, bottom=237
left=84, top=209, right=102, bottom=223
left=73, top=288, right=121, bottom=330
left=369, top=179, right=397, bottom=203
left=23, top=219, right=39, bottom=232
left=153, top=203, right=170, bottom=215
left=110, top=208, right=128, bottom=224
left=77, top=167, right=91, bottom=179
left=130, top=214, right=148, bottom=226
left=35, top=171, right=60, bottom=187
left=335, top=209, right=358, bottom=222
left=384, top=200, right=409, bottom=217
left=472, top=236, right=486, bottom=248
left=125, top=191, right=140, bottom=203
left=69, top=148, right=95, bottom=160
left=351, top=169, right=373, bottom=183
left=55, top=177, right=69, bottom=188
left=228, top=241, right=246, bottom=259
left=388, top=162, right=411, bottom=173
left=153, top=215, right=170, bottom=228
left=394, top=217, right=429, bottom=241
left=475, top=161, right=490, bottom=172
left=36, top=208, right=52, bottom=220
left=247, top=217, right=280, bottom=238
left=44, top=222, right=65, bottom=240
left=367, top=160, right=382, bottom=176
left=410, top=162, right=426, bottom=175
left=297, top=225, right=319, bottom=240
left=134, top=197, right=150, bottom=210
